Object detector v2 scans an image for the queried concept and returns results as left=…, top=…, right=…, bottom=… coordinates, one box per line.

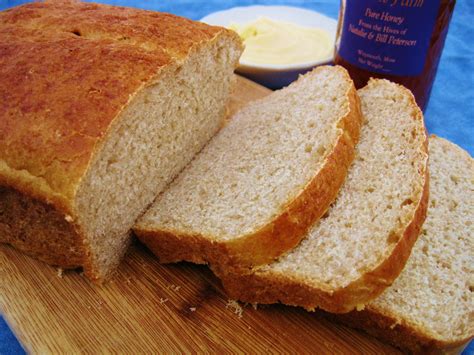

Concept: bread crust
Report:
left=0, top=186, right=85, bottom=268
left=219, top=166, right=428, bottom=313
left=0, top=1, right=240, bottom=281
left=218, top=79, right=430, bottom=313
left=327, top=306, right=473, bottom=354
left=329, top=136, right=473, bottom=353
left=135, top=66, right=363, bottom=273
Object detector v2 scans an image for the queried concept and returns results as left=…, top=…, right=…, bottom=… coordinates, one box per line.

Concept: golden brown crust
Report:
left=219, top=165, right=428, bottom=313
left=218, top=80, right=430, bottom=314
left=0, top=1, right=240, bottom=280
left=0, top=1, right=229, bottom=204
left=0, top=186, right=85, bottom=268
left=326, top=307, right=473, bottom=354
left=135, top=66, right=363, bottom=273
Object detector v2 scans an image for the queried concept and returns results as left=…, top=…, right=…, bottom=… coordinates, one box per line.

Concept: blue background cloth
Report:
left=0, top=1, right=472, bottom=354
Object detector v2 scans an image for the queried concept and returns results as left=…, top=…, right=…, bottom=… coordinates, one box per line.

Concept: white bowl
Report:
left=201, top=5, right=337, bottom=89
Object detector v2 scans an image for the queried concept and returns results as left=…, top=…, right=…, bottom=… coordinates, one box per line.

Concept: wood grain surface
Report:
left=0, top=76, right=400, bottom=354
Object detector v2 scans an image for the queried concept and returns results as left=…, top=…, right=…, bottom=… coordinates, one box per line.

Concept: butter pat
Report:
left=229, top=17, right=332, bottom=65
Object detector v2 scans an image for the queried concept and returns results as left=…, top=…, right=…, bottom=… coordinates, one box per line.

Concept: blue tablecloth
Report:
left=0, top=1, right=472, bottom=354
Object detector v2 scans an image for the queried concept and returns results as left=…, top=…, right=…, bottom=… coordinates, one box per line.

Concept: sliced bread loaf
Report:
left=0, top=2, right=242, bottom=281
left=219, top=79, right=429, bottom=313
left=334, top=136, right=473, bottom=353
left=134, top=66, right=363, bottom=271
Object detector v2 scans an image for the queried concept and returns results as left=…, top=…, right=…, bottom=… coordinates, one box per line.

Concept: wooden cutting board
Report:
left=0, top=76, right=400, bottom=354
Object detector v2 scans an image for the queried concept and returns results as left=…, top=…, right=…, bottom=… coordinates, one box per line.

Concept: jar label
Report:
left=338, top=0, right=441, bottom=76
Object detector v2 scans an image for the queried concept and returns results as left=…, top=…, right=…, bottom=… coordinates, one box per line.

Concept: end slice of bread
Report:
left=333, top=136, right=473, bottom=353
left=134, top=65, right=363, bottom=272
left=219, top=79, right=429, bottom=313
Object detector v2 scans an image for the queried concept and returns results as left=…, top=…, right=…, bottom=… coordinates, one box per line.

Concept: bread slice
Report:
left=333, top=136, right=473, bottom=353
left=0, top=2, right=242, bottom=281
left=219, top=79, right=429, bottom=313
left=134, top=66, right=363, bottom=272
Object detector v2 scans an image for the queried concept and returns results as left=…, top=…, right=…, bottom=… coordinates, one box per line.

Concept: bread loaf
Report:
left=219, top=79, right=429, bottom=313
left=334, top=136, right=473, bottom=353
left=0, top=1, right=242, bottom=281
left=134, top=66, right=362, bottom=272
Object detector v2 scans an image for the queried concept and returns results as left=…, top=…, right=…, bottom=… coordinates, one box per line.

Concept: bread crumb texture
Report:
left=220, top=78, right=429, bottom=313
left=135, top=65, right=362, bottom=270
left=138, top=66, right=355, bottom=239
left=367, top=136, right=473, bottom=345
left=269, top=79, right=427, bottom=287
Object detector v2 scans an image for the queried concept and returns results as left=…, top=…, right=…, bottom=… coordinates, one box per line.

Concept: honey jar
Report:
left=335, top=0, right=456, bottom=111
